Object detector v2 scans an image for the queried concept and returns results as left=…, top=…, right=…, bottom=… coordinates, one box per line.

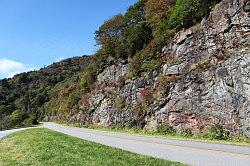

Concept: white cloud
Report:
left=0, top=58, right=36, bottom=79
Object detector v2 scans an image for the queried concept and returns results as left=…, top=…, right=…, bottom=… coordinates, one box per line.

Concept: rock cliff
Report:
left=61, top=0, right=250, bottom=137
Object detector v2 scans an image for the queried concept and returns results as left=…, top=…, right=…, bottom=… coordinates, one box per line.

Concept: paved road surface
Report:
left=0, top=126, right=40, bottom=139
left=43, top=122, right=250, bottom=166
left=1, top=123, right=250, bottom=166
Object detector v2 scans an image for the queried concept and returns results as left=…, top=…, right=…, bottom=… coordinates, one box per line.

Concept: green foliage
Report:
left=95, top=0, right=152, bottom=61
left=129, top=43, right=161, bottom=77
left=22, top=116, right=38, bottom=126
left=111, top=123, right=125, bottom=131
left=115, top=98, right=125, bottom=110
left=179, top=128, right=193, bottom=137
left=156, top=124, right=176, bottom=135
left=80, top=64, right=98, bottom=93
left=129, top=102, right=149, bottom=127
left=169, top=0, right=220, bottom=30
left=0, top=105, right=14, bottom=115
left=207, top=124, right=229, bottom=140
left=95, top=14, right=127, bottom=59
left=10, top=110, right=29, bottom=127
left=66, top=89, right=81, bottom=109
left=145, top=0, right=176, bottom=47
left=141, top=60, right=160, bottom=73
left=157, top=75, right=171, bottom=92
left=0, top=56, right=91, bottom=130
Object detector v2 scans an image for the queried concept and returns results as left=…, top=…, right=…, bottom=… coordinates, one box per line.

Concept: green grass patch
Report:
left=0, top=128, right=184, bottom=166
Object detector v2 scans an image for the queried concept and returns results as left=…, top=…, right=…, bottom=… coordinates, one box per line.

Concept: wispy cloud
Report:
left=0, top=58, right=36, bottom=79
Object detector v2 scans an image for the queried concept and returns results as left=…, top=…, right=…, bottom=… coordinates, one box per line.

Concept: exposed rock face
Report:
left=97, top=64, right=128, bottom=85
left=66, top=0, right=250, bottom=137
left=157, top=0, right=250, bottom=136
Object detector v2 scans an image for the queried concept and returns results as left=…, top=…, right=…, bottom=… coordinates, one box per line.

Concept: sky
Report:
left=0, top=0, right=137, bottom=79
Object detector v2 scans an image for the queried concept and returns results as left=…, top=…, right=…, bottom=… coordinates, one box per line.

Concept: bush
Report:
left=141, top=60, right=160, bottom=73
left=130, top=103, right=148, bottom=127
left=207, top=124, right=229, bottom=140
left=145, top=0, right=176, bottom=47
left=80, top=64, right=99, bottom=93
left=169, top=0, right=220, bottom=30
left=129, top=41, right=161, bottom=77
left=139, top=89, right=153, bottom=103
left=157, top=75, right=171, bottom=92
left=115, top=98, right=125, bottom=110
left=111, top=123, right=125, bottom=131
left=179, top=128, right=193, bottom=137
left=156, top=124, right=176, bottom=135
left=10, top=110, right=29, bottom=126
left=116, top=76, right=126, bottom=88
left=22, top=116, right=38, bottom=126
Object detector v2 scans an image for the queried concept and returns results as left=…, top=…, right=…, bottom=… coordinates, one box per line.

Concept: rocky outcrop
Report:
left=66, top=0, right=250, bottom=137
left=156, top=0, right=250, bottom=136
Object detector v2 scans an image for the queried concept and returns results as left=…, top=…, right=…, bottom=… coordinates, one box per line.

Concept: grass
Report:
left=68, top=123, right=250, bottom=147
left=0, top=128, right=185, bottom=166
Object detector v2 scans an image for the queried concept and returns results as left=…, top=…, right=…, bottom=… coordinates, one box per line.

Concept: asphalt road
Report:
left=43, top=123, right=250, bottom=166
left=1, top=123, right=250, bottom=166
left=0, top=126, right=40, bottom=139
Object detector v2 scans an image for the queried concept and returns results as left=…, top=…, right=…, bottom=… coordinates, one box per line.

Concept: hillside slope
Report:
left=0, top=0, right=249, bottom=138
left=44, top=0, right=250, bottom=137
left=0, top=56, right=92, bottom=130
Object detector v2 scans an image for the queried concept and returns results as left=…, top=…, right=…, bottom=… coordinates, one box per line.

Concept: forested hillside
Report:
left=0, top=56, right=92, bottom=130
left=1, top=0, right=249, bottom=138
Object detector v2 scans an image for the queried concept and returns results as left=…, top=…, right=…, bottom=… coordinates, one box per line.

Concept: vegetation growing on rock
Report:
left=0, top=0, right=249, bottom=140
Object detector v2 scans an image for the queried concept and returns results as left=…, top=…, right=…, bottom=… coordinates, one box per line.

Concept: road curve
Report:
left=0, top=126, right=40, bottom=139
left=43, top=122, right=250, bottom=166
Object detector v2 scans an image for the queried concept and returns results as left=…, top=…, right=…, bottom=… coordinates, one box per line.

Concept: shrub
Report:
left=116, top=76, right=127, bottom=88
left=156, top=124, right=176, bottom=135
left=169, top=0, right=220, bottom=30
left=141, top=60, right=160, bottom=73
left=78, top=94, right=90, bottom=109
left=66, top=89, right=81, bottom=109
left=115, top=98, right=125, bottom=110
left=179, top=128, right=193, bottom=137
left=157, top=75, right=171, bottom=92
left=130, top=102, right=148, bottom=127
left=111, top=123, right=125, bottom=131
left=80, top=64, right=99, bottom=93
left=10, top=110, right=29, bottom=126
left=59, top=83, right=77, bottom=97
left=207, top=124, right=229, bottom=140
left=145, top=0, right=176, bottom=47
left=139, top=89, right=153, bottom=103
left=22, top=116, right=38, bottom=126
left=129, top=54, right=142, bottom=77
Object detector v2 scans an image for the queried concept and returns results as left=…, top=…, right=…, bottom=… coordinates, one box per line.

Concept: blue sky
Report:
left=0, top=0, right=137, bottom=79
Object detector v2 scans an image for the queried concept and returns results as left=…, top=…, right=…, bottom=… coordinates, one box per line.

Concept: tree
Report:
left=95, top=0, right=152, bottom=60
left=145, top=0, right=176, bottom=48
left=10, top=110, right=29, bottom=126
left=123, top=0, right=152, bottom=56
left=95, top=14, right=126, bottom=59
left=169, top=0, right=220, bottom=30
left=145, top=0, right=174, bottom=24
